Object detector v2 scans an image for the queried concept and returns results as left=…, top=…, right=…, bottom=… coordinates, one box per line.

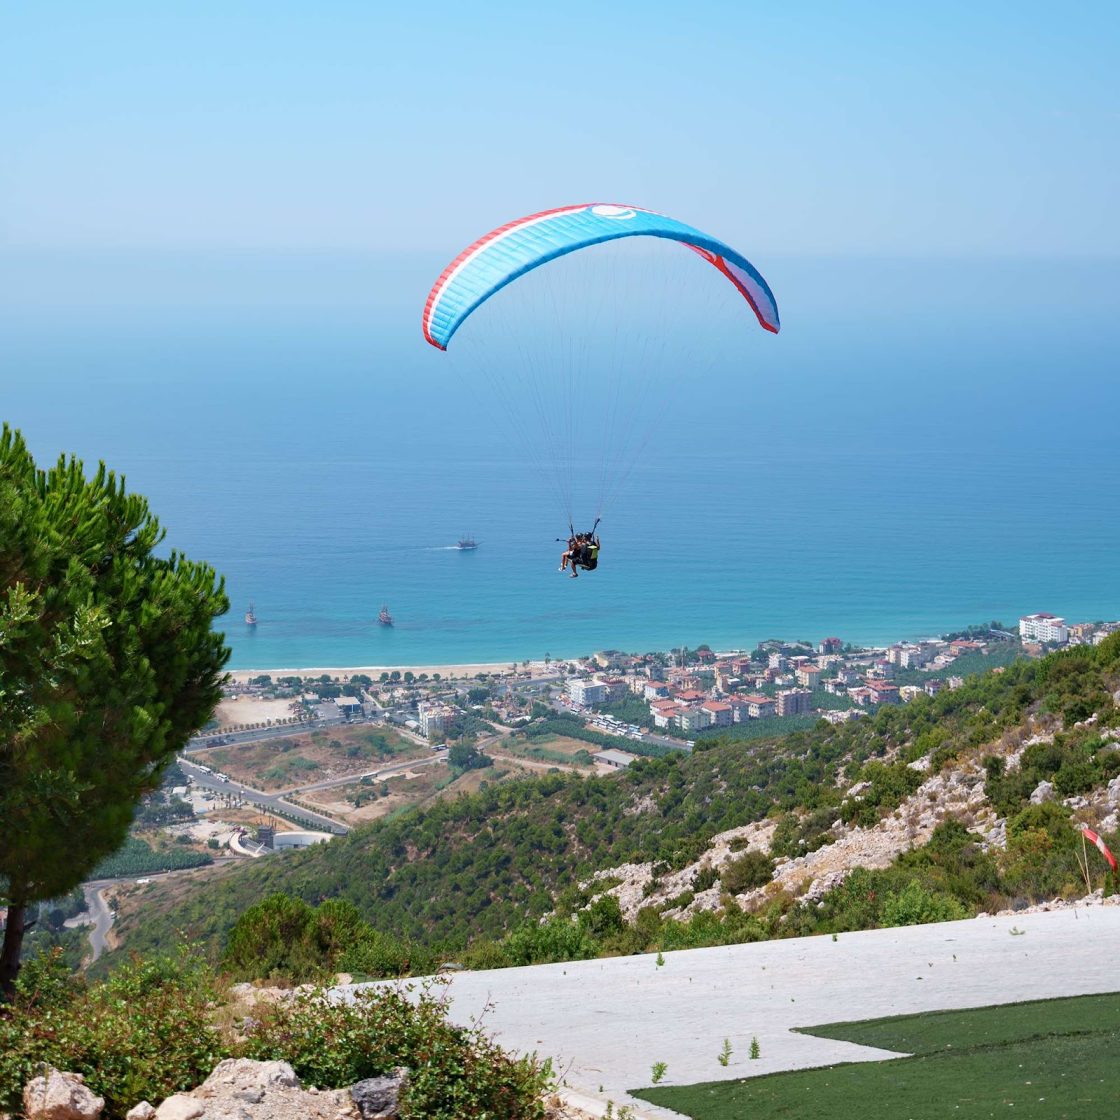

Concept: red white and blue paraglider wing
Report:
left=422, top=203, right=780, bottom=350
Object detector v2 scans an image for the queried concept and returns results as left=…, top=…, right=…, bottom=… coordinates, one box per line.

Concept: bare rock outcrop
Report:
left=153, top=1059, right=361, bottom=1120
left=23, top=1068, right=104, bottom=1120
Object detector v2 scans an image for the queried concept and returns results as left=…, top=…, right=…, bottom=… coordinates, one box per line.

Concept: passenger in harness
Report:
left=559, top=530, right=600, bottom=578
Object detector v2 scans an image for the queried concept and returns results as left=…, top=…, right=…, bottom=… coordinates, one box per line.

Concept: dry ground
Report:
left=300, top=754, right=546, bottom=825
left=192, top=724, right=427, bottom=792
left=214, top=695, right=298, bottom=727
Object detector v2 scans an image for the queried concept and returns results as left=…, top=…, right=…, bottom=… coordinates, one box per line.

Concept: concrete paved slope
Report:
left=349, top=906, right=1120, bottom=1119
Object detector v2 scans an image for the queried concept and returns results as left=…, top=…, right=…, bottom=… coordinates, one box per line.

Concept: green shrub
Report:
left=720, top=851, right=775, bottom=895
left=243, top=984, right=551, bottom=1118
left=881, top=880, right=968, bottom=926
left=501, top=918, right=599, bottom=966
left=0, top=950, right=228, bottom=1118
left=693, top=864, right=720, bottom=892
left=1, top=953, right=551, bottom=1120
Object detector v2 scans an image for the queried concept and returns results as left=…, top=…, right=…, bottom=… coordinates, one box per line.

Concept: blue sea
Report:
left=3, top=250, right=1118, bottom=669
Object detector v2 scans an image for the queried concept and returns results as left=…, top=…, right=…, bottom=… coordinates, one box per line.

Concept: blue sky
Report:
left=2, top=1, right=1117, bottom=256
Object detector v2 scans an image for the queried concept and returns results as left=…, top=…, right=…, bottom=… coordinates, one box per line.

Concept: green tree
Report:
left=0, top=427, right=229, bottom=995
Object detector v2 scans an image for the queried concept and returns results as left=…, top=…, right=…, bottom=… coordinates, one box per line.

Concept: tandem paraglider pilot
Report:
left=560, top=531, right=600, bottom=579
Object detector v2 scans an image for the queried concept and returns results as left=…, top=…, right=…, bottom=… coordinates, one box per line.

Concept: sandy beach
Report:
left=226, top=660, right=560, bottom=685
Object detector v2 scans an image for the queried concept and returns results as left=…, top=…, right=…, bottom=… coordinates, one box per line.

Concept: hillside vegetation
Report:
left=104, top=637, right=1120, bottom=975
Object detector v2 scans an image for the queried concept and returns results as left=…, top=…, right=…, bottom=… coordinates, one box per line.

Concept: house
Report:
left=674, top=689, right=709, bottom=705
left=818, top=637, right=843, bottom=654
left=727, top=696, right=752, bottom=722
left=599, top=677, right=628, bottom=703
left=867, top=681, right=900, bottom=706
left=924, top=678, right=945, bottom=696
left=714, top=665, right=742, bottom=693
left=743, top=694, right=777, bottom=719
left=700, top=700, right=733, bottom=728
left=643, top=680, right=672, bottom=700
left=796, top=666, right=821, bottom=688
left=821, top=708, right=865, bottom=724
left=650, top=698, right=683, bottom=728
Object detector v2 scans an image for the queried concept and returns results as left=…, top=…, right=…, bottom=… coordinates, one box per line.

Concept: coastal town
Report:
left=208, top=610, right=1120, bottom=770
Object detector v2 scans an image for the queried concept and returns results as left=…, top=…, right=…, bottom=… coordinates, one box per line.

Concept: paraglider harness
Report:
left=560, top=518, right=600, bottom=574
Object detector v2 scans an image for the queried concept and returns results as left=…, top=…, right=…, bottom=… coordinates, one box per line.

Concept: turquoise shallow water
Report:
left=3, top=252, right=1118, bottom=667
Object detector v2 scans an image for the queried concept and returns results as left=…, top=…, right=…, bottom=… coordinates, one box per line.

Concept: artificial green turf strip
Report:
left=633, top=993, right=1120, bottom=1120
left=797, top=992, right=1120, bottom=1056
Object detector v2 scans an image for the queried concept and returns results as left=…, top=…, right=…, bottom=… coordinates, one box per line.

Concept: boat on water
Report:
left=456, top=537, right=478, bottom=550
left=244, top=602, right=257, bottom=626
left=378, top=604, right=394, bottom=626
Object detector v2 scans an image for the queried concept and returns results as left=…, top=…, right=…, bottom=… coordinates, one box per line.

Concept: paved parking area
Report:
left=350, top=906, right=1120, bottom=1119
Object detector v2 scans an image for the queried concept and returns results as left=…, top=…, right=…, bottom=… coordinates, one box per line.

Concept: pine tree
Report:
left=0, top=426, right=229, bottom=995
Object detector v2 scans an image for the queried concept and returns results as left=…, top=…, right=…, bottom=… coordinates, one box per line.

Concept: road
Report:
left=80, top=881, right=115, bottom=963
left=284, top=750, right=447, bottom=794
left=77, top=859, right=240, bottom=963
left=179, top=758, right=351, bottom=834
left=186, top=717, right=344, bottom=752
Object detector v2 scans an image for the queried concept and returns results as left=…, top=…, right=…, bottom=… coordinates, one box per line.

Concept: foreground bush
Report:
left=0, top=950, right=225, bottom=1117
left=0, top=949, right=552, bottom=1119
left=243, top=985, right=551, bottom=1119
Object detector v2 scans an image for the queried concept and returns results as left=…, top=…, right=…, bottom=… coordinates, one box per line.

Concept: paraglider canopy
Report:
left=422, top=202, right=780, bottom=541
left=423, top=203, right=780, bottom=351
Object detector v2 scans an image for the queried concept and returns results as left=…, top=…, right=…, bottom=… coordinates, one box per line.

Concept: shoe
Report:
left=570, top=572, right=578, bottom=578
left=559, top=566, right=566, bottom=572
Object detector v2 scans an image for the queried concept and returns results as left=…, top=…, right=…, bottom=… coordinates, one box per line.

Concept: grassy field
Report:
left=497, top=732, right=595, bottom=768
left=633, top=992, right=1120, bottom=1119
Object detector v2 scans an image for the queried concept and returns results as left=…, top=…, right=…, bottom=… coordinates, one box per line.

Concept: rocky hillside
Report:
left=103, top=636, right=1120, bottom=967
left=584, top=716, right=1120, bottom=925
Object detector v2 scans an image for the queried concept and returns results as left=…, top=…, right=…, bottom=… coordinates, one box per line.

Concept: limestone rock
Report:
left=1030, top=780, right=1054, bottom=804
left=154, top=1098, right=204, bottom=1120
left=23, top=1068, right=104, bottom=1120
left=350, top=1069, right=408, bottom=1119
left=126, top=1105, right=157, bottom=1120
left=151, top=1059, right=358, bottom=1120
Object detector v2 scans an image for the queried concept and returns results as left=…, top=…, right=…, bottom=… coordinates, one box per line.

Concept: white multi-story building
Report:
left=568, top=678, right=610, bottom=706
left=419, top=702, right=455, bottom=738
left=1019, top=613, right=1070, bottom=644
left=678, top=705, right=711, bottom=732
